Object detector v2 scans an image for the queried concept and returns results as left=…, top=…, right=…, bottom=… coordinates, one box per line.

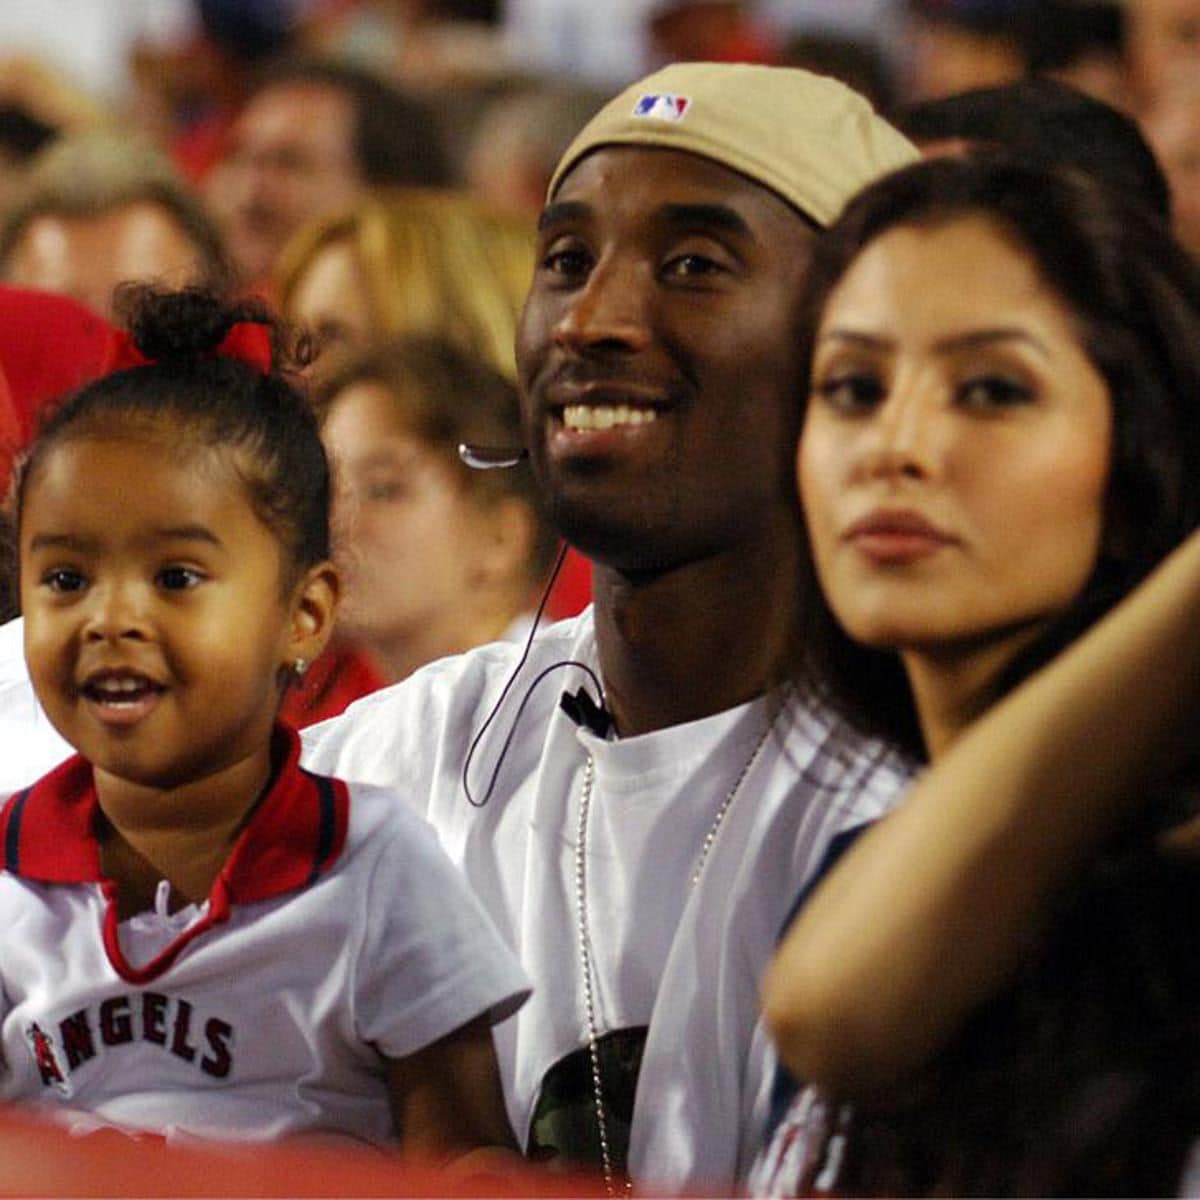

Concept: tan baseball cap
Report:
left=547, top=62, right=918, bottom=227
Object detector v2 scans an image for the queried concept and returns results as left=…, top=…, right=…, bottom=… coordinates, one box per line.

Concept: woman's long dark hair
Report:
left=795, top=154, right=1200, bottom=762
left=828, top=848, right=1200, bottom=1198
left=792, top=156, right=1200, bottom=1196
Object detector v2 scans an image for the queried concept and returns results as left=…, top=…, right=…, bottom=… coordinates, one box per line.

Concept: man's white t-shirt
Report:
left=300, top=610, right=911, bottom=1189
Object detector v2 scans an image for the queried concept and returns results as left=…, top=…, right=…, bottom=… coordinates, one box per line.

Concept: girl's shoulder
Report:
left=336, top=777, right=442, bottom=846
left=318, top=776, right=459, bottom=893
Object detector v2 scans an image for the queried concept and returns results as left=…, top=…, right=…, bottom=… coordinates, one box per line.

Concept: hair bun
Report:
left=114, top=283, right=283, bottom=367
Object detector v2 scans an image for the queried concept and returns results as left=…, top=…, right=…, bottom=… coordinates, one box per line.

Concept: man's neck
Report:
left=591, top=523, right=800, bottom=737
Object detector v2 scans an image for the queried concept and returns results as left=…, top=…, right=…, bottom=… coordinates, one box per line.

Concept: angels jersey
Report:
left=0, top=727, right=529, bottom=1145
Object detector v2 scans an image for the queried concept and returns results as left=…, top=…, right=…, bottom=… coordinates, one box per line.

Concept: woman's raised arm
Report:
left=764, top=527, right=1200, bottom=1099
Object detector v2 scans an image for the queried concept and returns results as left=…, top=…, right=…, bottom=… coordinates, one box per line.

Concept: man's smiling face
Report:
left=516, top=145, right=814, bottom=573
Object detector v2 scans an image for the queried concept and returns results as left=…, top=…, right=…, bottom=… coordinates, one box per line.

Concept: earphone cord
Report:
left=461, top=541, right=607, bottom=808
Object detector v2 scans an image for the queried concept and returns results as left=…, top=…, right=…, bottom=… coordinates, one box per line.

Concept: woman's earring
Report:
left=293, top=657, right=309, bottom=678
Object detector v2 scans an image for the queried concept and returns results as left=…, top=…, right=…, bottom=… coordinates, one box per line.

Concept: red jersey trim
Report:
left=2, top=726, right=350, bottom=981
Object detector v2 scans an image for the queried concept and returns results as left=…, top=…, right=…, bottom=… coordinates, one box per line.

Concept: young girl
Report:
left=752, top=156, right=1200, bottom=1196
left=1, top=286, right=528, bottom=1159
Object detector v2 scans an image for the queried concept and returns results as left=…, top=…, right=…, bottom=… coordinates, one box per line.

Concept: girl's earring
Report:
left=293, top=657, right=309, bottom=678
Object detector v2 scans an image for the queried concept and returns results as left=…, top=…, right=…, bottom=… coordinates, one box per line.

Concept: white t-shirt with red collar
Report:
left=0, top=727, right=529, bottom=1146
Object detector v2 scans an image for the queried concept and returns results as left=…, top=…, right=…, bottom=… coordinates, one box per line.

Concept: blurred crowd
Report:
left=1, top=1, right=1196, bottom=309
left=0, top=0, right=1198, bottom=720
left=7, top=5, right=1200, bottom=1194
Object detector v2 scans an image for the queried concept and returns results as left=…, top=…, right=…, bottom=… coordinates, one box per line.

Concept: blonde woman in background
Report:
left=275, top=187, right=535, bottom=379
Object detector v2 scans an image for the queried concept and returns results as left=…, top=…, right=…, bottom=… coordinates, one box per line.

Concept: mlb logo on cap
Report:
left=632, top=93, right=690, bottom=121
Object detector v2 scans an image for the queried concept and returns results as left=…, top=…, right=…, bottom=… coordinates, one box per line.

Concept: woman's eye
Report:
left=42, top=568, right=86, bottom=593
left=812, top=373, right=885, bottom=413
left=156, top=566, right=204, bottom=591
left=957, top=376, right=1034, bottom=409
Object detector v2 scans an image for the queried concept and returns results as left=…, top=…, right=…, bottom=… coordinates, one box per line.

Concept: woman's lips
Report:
left=843, top=512, right=957, bottom=564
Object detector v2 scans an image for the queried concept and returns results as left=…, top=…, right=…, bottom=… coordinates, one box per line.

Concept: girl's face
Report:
left=323, top=380, right=496, bottom=671
left=800, top=214, right=1112, bottom=666
left=20, top=437, right=311, bottom=790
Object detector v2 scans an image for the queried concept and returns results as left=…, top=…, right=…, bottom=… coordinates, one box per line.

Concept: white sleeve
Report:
left=0, top=619, right=73, bottom=793
left=351, top=803, right=530, bottom=1060
left=299, top=640, right=530, bottom=820
left=300, top=679, right=425, bottom=795
left=299, top=656, right=469, bottom=809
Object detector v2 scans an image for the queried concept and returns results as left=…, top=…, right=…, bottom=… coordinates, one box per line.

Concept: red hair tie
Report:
left=101, top=321, right=273, bottom=376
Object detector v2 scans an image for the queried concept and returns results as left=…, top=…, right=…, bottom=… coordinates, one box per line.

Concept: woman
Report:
left=316, top=335, right=557, bottom=685
left=754, top=155, right=1200, bottom=1196
left=274, top=188, right=534, bottom=379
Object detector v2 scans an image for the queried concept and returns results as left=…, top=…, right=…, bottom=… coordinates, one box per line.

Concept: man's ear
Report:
left=285, top=560, right=341, bottom=670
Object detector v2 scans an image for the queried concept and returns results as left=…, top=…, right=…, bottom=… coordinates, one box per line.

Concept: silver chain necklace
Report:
left=574, top=716, right=776, bottom=1195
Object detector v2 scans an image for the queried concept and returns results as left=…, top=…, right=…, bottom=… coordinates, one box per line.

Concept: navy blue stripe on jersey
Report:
left=763, top=821, right=873, bottom=1140
left=4, top=788, right=31, bottom=872
left=309, top=775, right=338, bottom=885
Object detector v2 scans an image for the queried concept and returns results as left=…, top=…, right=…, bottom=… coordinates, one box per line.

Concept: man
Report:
left=302, top=63, right=915, bottom=1190
left=645, top=0, right=780, bottom=65
left=464, top=82, right=610, bottom=221
left=203, top=58, right=451, bottom=289
left=903, top=0, right=1036, bottom=101
left=0, top=131, right=231, bottom=320
left=0, top=63, right=915, bottom=1191
left=1144, top=79, right=1200, bottom=257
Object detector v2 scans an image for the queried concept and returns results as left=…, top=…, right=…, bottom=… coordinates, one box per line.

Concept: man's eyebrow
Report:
left=537, top=200, right=754, bottom=240
left=660, top=203, right=753, bottom=237
left=538, top=200, right=590, bottom=232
